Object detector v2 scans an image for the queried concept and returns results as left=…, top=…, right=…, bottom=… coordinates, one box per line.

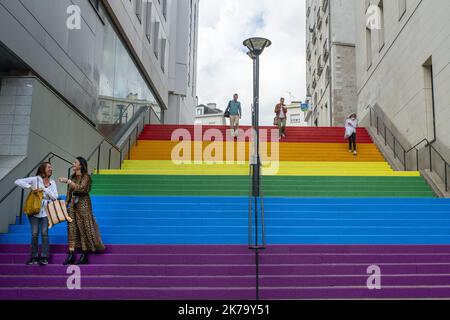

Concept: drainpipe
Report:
left=328, top=0, right=333, bottom=127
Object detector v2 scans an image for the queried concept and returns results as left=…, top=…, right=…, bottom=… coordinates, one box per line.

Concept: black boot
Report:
left=63, top=251, right=76, bottom=265
left=76, top=252, right=89, bottom=265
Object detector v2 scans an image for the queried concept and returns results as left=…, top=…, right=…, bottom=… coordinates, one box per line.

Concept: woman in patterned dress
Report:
left=59, top=157, right=105, bottom=265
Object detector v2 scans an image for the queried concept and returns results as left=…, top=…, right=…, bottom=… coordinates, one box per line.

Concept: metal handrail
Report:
left=366, top=105, right=449, bottom=192
left=0, top=152, right=73, bottom=225
left=87, top=106, right=149, bottom=173
left=406, top=139, right=430, bottom=153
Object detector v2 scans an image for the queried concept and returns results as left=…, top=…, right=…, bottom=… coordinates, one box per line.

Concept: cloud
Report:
left=198, top=0, right=306, bottom=125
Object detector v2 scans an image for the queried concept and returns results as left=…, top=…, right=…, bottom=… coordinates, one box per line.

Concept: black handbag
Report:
left=224, top=111, right=231, bottom=118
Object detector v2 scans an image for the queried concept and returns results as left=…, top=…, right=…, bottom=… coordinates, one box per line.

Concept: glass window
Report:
left=96, top=4, right=162, bottom=141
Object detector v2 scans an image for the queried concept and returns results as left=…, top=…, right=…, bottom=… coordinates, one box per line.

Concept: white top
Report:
left=345, top=118, right=358, bottom=137
left=279, top=108, right=286, bottom=119
left=15, top=176, right=59, bottom=218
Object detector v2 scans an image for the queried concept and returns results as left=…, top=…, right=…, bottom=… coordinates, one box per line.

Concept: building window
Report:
left=135, top=0, right=143, bottom=23
left=378, top=0, right=385, bottom=50
left=196, top=108, right=203, bottom=116
left=153, top=21, right=160, bottom=58
left=162, top=0, right=168, bottom=20
left=145, top=2, right=152, bottom=42
left=398, top=0, right=407, bottom=20
left=366, top=27, right=372, bottom=69
left=290, top=114, right=302, bottom=124
left=160, top=38, right=167, bottom=72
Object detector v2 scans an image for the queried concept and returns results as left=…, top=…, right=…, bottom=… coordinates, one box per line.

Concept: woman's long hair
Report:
left=71, top=157, right=89, bottom=179
left=36, top=162, right=51, bottom=178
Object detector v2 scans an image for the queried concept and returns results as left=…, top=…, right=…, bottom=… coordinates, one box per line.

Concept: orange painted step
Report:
left=129, top=141, right=385, bottom=162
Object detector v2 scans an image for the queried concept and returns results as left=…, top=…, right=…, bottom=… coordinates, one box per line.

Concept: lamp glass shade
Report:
left=243, top=37, right=272, bottom=55
left=247, top=51, right=257, bottom=60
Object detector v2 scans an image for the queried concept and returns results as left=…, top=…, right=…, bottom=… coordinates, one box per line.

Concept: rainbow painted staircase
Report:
left=1, top=125, right=450, bottom=299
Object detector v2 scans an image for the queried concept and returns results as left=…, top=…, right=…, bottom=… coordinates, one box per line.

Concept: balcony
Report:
left=312, top=31, right=317, bottom=45
left=317, top=56, right=324, bottom=76
left=323, top=40, right=329, bottom=61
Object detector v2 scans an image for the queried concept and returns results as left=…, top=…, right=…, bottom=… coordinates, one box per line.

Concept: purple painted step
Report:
left=1, top=245, right=450, bottom=300
left=1, top=275, right=449, bottom=288
left=3, top=244, right=450, bottom=254
left=3, top=253, right=450, bottom=265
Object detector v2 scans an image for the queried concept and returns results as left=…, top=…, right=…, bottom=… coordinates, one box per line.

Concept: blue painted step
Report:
left=1, top=196, right=450, bottom=245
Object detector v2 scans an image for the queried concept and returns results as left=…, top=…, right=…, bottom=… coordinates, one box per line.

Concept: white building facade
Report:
left=286, top=102, right=307, bottom=127
left=305, top=0, right=357, bottom=127
left=194, top=103, right=226, bottom=126
left=355, top=0, right=450, bottom=155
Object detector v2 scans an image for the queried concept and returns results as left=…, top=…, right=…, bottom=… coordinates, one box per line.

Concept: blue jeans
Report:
left=28, top=216, right=49, bottom=258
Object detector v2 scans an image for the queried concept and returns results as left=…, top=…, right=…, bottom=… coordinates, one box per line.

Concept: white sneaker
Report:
left=353, top=151, right=358, bottom=156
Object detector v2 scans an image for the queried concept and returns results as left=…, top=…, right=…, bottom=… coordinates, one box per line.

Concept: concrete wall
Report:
left=0, top=77, right=121, bottom=233
left=0, top=78, right=33, bottom=156
left=332, top=44, right=357, bottom=126
left=166, top=0, right=199, bottom=124
left=355, top=0, right=450, bottom=157
left=0, top=0, right=103, bottom=122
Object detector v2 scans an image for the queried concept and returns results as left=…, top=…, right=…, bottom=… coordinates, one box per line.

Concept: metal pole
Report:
left=136, top=126, right=139, bottom=147
left=128, top=136, right=131, bottom=160
left=444, top=163, right=448, bottom=192
left=108, top=148, right=112, bottom=170
left=429, top=145, right=433, bottom=172
left=416, top=149, right=419, bottom=171
left=19, top=189, right=24, bottom=225
left=404, top=151, right=407, bottom=171
left=97, top=145, right=101, bottom=174
left=393, top=139, right=396, bottom=159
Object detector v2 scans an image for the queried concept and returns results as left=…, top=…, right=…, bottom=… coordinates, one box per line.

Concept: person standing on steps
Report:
left=225, top=94, right=242, bottom=139
left=15, top=162, right=59, bottom=266
left=274, top=98, right=288, bottom=140
left=345, top=113, right=359, bottom=156
left=59, top=157, right=105, bottom=265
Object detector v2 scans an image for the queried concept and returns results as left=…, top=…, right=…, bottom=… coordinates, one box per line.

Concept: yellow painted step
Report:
left=99, top=161, right=420, bottom=177
left=129, top=141, right=385, bottom=162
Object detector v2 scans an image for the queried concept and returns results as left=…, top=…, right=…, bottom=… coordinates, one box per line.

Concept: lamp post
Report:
left=243, top=37, right=271, bottom=250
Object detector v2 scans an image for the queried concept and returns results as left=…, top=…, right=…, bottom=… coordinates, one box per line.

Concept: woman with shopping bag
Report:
left=15, top=162, right=59, bottom=265
left=59, top=157, right=105, bottom=265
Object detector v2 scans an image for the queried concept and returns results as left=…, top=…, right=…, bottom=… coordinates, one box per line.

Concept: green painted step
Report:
left=91, top=175, right=435, bottom=198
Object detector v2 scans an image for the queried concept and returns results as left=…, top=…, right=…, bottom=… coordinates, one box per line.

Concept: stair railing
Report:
left=0, top=152, right=73, bottom=225
left=366, top=105, right=449, bottom=192
left=89, top=106, right=150, bottom=173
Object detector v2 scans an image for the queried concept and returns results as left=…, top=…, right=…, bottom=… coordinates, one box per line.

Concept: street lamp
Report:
left=243, top=37, right=271, bottom=251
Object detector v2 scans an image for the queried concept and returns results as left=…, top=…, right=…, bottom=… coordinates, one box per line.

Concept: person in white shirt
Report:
left=15, top=162, right=58, bottom=265
left=345, top=113, right=359, bottom=155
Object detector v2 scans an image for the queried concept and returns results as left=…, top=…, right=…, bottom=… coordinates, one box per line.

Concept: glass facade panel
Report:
left=96, top=4, right=162, bottom=141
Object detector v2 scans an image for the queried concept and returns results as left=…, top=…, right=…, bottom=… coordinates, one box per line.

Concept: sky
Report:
left=197, top=0, right=307, bottom=125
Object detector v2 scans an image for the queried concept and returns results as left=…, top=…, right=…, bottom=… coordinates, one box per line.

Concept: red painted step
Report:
left=139, top=125, right=374, bottom=143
